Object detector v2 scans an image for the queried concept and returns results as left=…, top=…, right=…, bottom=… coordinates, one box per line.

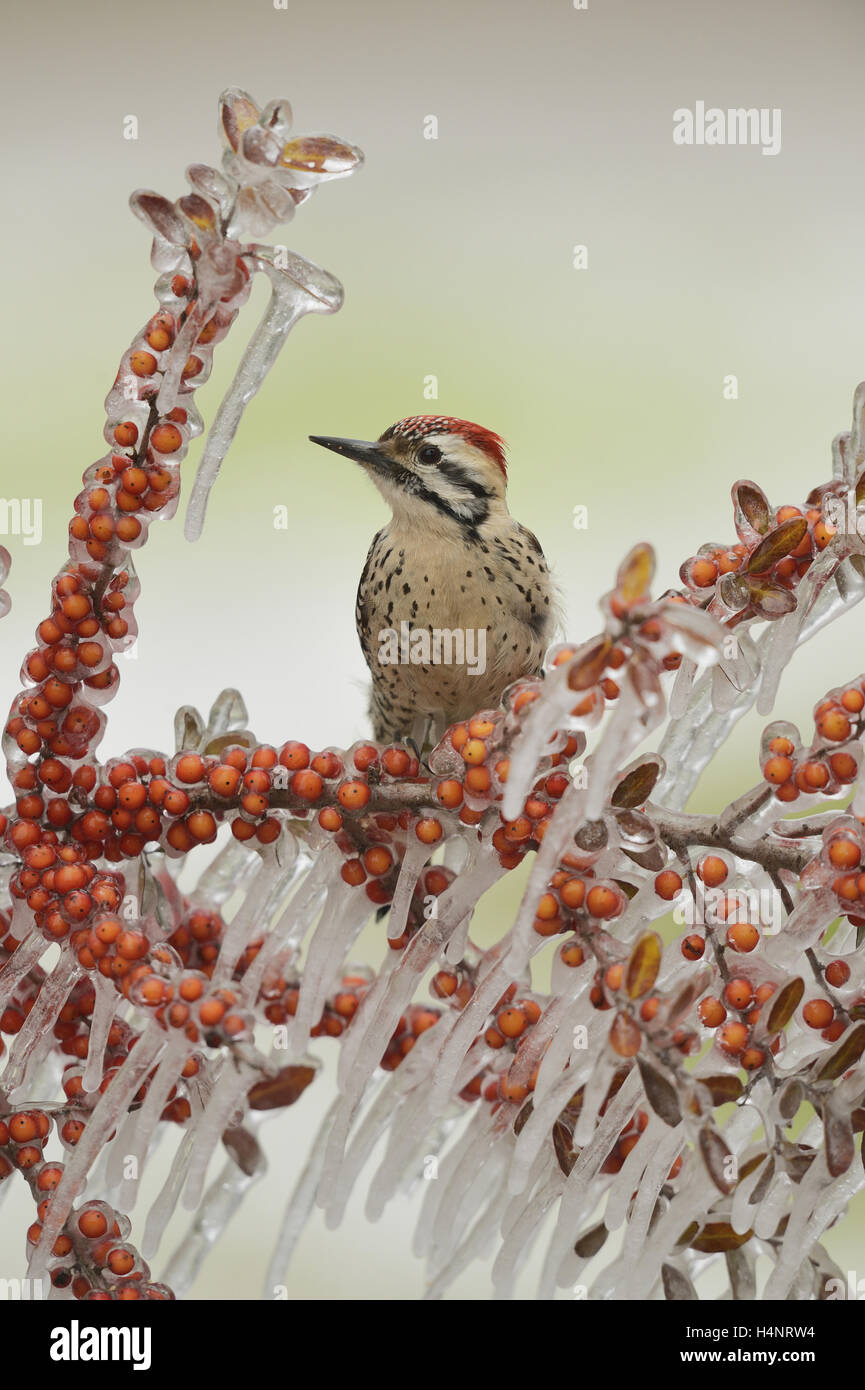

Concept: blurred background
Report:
left=2, top=0, right=865, bottom=1298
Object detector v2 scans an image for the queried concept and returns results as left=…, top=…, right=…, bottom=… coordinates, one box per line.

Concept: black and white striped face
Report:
left=310, top=417, right=509, bottom=531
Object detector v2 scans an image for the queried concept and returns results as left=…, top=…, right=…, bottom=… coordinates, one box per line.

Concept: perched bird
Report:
left=310, top=415, right=560, bottom=744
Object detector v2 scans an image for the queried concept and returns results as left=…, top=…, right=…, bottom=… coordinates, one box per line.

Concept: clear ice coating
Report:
left=4, top=89, right=865, bottom=1305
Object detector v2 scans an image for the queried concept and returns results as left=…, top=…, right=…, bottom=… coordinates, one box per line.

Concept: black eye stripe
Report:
left=433, top=459, right=494, bottom=500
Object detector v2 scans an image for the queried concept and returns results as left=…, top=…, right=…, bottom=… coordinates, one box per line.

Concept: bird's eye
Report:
left=418, top=444, right=442, bottom=465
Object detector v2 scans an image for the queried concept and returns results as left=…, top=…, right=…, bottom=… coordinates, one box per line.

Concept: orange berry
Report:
left=817, top=709, right=851, bottom=743
left=829, top=838, right=862, bottom=870
left=559, top=941, right=585, bottom=967
left=497, top=1007, right=527, bottom=1038
left=337, top=780, right=370, bottom=811
left=698, top=856, right=727, bottom=888
left=726, top=922, right=759, bottom=953
left=803, top=998, right=834, bottom=1029
left=150, top=423, right=182, bottom=454
left=654, top=870, right=682, bottom=900
left=698, top=996, right=727, bottom=1027
left=436, top=779, right=464, bottom=808
left=416, top=818, right=443, bottom=844
left=129, top=350, right=157, bottom=377
left=718, top=1021, right=749, bottom=1055
left=462, top=739, right=487, bottom=766
left=825, top=959, right=851, bottom=988
left=291, top=770, right=323, bottom=800
left=763, top=755, right=794, bottom=784
left=586, top=885, right=620, bottom=919
left=681, top=934, right=705, bottom=961
left=724, top=978, right=753, bottom=1010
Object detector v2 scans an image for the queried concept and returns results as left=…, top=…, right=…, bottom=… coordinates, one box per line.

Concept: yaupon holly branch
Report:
left=3, top=90, right=865, bottom=1302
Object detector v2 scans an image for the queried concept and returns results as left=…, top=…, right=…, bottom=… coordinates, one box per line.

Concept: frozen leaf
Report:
left=637, top=1055, right=681, bottom=1126
left=129, top=191, right=188, bottom=246
left=175, top=704, right=205, bottom=752
left=279, top=135, right=363, bottom=178
left=749, top=1155, right=775, bottom=1204
left=662, top=1263, right=698, bottom=1300
left=697, top=1074, right=744, bottom=1107
left=747, top=517, right=808, bottom=574
left=513, top=1100, right=533, bottom=1136
left=661, top=602, right=727, bottom=655
left=248, top=1064, right=317, bottom=1111
left=220, top=88, right=260, bottom=153
left=815, top=1022, right=865, bottom=1081
left=719, top=572, right=751, bottom=612
left=242, top=125, right=283, bottom=168
left=178, top=193, right=218, bottom=235
left=689, top=1222, right=753, bottom=1254
left=566, top=634, right=612, bottom=691
left=665, top=969, right=711, bottom=1026
left=823, top=1105, right=855, bottom=1178
left=186, top=164, right=235, bottom=220
left=733, top=480, right=771, bottom=535
left=628, top=652, right=664, bottom=713
left=699, top=1124, right=736, bottom=1194
left=574, top=1222, right=608, bottom=1258
left=766, top=977, right=805, bottom=1034
left=747, top=579, right=797, bottom=619
left=625, top=932, right=662, bottom=999
left=611, top=758, right=662, bottom=808
left=609, top=1010, right=642, bottom=1057
left=777, top=1079, right=804, bottom=1122
left=617, top=543, right=655, bottom=606
left=552, top=1119, right=575, bottom=1176
left=222, top=1125, right=264, bottom=1177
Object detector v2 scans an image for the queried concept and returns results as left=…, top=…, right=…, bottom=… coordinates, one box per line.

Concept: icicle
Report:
left=337, top=856, right=502, bottom=1098
left=287, top=884, right=371, bottom=1052
left=181, top=1059, right=257, bottom=1211
left=4, top=959, right=83, bottom=1096
left=142, top=1129, right=196, bottom=1260
left=760, top=1156, right=829, bottom=1297
left=265, top=1097, right=340, bottom=1294
left=613, top=1121, right=685, bottom=1299
left=325, top=1028, right=456, bottom=1227
left=0, top=929, right=44, bottom=1017
left=536, top=1067, right=641, bottom=1299
left=114, top=1032, right=191, bottom=1206
left=505, top=780, right=588, bottom=974
left=211, top=852, right=281, bottom=985
left=502, top=670, right=574, bottom=821
left=192, top=836, right=261, bottom=906
left=29, top=1023, right=165, bottom=1279
left=82, top=975, right=120, bottom=1094
left=604, top=1118, right=665, bottom=1230
left=386, top=839, right=431, bottom=943
left=165, top=1145, right=266, bottom=1296
left=423, top=1168, right=508, bottom=1299
left=426, top=954, right=513, bottom=1113
left=492, top=1168, right=563, bottom=1300
left=429, top=1112, right=511, bottom=1264
left=184, top=251, right=344, bottom=542
left=241, top=844, right=335, bottom=1003
left=758, top=550, right=841, bottom=715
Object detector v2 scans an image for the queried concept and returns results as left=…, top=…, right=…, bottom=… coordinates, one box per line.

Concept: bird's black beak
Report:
left=309, top=435, right=389, bottom=470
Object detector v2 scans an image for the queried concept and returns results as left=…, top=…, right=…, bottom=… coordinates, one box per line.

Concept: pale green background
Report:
left=2, top=0, right=865, bottom=1297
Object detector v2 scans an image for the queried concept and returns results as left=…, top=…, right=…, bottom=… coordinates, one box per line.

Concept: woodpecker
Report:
left=310, top=416, right=560, bottom=744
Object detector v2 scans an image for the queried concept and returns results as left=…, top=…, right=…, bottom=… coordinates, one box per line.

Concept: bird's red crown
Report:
left=382, top=415, right=508, bottom=480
